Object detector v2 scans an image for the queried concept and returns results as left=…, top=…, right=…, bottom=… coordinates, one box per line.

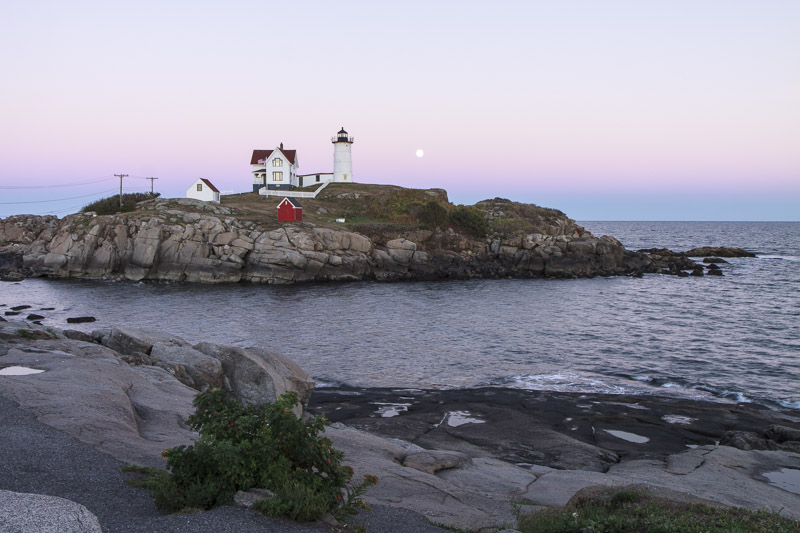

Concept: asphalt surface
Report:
left=0, top=393, right=446, bottom=533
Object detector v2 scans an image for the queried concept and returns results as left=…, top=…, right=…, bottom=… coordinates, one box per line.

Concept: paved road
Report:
left=0, top=393, right=446, bottom=533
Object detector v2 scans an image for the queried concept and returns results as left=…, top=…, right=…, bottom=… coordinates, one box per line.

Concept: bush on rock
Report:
left=147, top=389, right=375, bottom=521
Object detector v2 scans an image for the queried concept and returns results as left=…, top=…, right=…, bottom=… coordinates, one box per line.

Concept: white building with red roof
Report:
left=250, top=143, right=298, bottom=192
left=186, top=178, right=220, bottom=203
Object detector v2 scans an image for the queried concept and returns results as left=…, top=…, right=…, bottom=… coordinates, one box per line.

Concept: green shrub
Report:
left=418, top=200, right=448, bottom=228
left=82, top=192, right=159, bottom=215
left=448, top=205, right=489, bottom=238
left=136, top=389, right=376, bottom=522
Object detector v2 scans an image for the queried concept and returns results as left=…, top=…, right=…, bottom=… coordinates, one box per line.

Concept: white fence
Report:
left=258, top=180, right=331, bottom=199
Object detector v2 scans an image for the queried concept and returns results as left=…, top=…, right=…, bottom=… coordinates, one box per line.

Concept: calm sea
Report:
left=2, top=221, right=798, bottom=409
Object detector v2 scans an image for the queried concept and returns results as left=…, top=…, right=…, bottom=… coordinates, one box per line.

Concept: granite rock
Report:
left=0, top=491, right=102, bottom=533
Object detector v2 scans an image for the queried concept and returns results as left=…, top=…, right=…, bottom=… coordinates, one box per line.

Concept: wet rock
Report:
left=684, top=247, right=756, bottom=258
left=702, top=257, right=728, bottom=264
left=721, top=430, right=776, bottom=451
left=26, top=313, right=45, bottom=321
left=690, top=266, right=704, bottom=277
left=765, top=424, right=800, bottom=444
left=11, top=305, right=31, bottom=311
left=66, top=316, right=96, bottom=324
left=4, top=311, right=20, bottom=316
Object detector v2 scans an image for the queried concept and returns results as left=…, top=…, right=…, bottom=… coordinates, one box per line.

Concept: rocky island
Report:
left=0, top=184, right=706, bottom=283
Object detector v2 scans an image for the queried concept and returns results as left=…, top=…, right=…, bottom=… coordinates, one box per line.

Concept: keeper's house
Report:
left=250, top=143, right=298, bottom=192
left=186, top=178, right=220, bottom=203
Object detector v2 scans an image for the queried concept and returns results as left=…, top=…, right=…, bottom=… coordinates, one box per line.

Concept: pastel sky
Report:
left=1, top=0, right=798, bottom=220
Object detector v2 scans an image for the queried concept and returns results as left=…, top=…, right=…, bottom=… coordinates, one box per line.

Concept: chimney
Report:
left=280, top=142, right=283, bottom=150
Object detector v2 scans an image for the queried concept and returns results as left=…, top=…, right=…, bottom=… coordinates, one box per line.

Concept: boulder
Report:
left=92, top=326, right=188, bottom=357
left=702, top=257, right=728, bottom=264
left=149, top=342, right=224, bottom=391
left=193, top=342, right=314, bottom=413
left=0, top=491, right=102, bottom=533
left=403, top=450, right=470, bottom=474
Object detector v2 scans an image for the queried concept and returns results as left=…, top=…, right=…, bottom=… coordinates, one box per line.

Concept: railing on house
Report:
left=258, top=180, right=331, bottom=199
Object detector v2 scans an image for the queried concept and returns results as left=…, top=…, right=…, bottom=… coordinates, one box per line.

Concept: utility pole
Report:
left=146, top=176, right=158, bottom=195
left=114, top=174, right=128, bottom=208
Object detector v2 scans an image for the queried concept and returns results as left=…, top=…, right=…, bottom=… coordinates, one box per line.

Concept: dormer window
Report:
left=273, top=158, right=283, bottom=167
left=197, top=184, right=202, bottom=191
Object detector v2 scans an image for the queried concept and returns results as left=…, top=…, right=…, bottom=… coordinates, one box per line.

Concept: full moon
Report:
left=416, top=149, right=424, bottom=158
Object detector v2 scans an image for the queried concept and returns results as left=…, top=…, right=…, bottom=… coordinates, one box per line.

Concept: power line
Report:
left=0, top=189, right=119, bottom=205
left=145, top=176, right=158, bottom=194
left=0, top=176, right=116, bottom=189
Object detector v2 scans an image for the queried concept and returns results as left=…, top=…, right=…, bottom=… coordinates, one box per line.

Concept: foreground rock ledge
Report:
left=2, top=322, right=798, bottom=530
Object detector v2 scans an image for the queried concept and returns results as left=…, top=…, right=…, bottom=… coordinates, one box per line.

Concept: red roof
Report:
left=199, top=178, right=219, bottom=192
left=250, top=148, right=297, bottom=165
left=278, top=197, right=303, bottom=209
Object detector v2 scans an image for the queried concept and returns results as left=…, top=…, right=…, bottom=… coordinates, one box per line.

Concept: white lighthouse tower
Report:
left=332, top=127, right=354, bottom=182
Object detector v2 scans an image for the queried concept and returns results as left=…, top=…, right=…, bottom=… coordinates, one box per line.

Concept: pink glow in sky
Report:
left=1, top=1, right=798, bottom=220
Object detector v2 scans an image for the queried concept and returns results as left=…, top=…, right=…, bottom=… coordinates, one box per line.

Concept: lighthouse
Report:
left=332, top=127, right=354, bottom=182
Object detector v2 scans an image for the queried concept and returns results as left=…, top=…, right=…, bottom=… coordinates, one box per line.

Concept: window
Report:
left=197, top=184, right=203, bottom=191
left=316, top=175, right=321, bottom=182
left=273, top=171, right=283, bottom=182
left=273, top=158, right=283, bottom=167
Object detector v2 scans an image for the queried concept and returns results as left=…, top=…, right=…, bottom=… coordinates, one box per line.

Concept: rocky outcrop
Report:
left=0, top=322, right=314, bottom=467
left=721, top=424, right=800, bottom=453
left=0, top=202, right=700, bottom=284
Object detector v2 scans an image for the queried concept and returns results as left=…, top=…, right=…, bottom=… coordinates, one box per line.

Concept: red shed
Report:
left=277, top=197, right=303, bottom=222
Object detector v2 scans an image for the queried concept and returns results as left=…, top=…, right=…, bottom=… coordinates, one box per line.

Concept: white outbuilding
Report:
left=186, top=178, right=220, bottom=203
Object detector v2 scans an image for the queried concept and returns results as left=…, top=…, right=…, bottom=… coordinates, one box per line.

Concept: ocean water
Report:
left=1, top=221, right=798, bottom=410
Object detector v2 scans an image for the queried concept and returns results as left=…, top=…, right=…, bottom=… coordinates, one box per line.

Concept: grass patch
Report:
left=516, top=487, right=800, bottom=533
left=17, top=329, right=35, bottom=339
